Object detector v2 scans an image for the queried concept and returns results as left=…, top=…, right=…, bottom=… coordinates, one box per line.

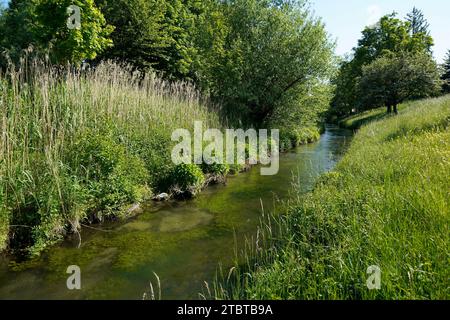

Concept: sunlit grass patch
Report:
left=215, top=95, right=450, bottom=299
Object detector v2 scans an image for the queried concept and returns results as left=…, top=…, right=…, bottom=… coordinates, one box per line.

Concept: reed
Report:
left=0, top=57, right=221, bottom=255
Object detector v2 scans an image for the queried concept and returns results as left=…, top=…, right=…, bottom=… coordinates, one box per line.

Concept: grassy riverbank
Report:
left=215, top=95, right=450, bottom=299
left=0, top=60, right=225, bottom=255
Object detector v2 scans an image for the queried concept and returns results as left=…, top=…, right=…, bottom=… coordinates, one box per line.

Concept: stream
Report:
left=0, top=125, right=352, bottom=300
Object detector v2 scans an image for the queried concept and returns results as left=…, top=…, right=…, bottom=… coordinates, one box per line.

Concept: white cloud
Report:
left=366, top=5, right=382, bottom=27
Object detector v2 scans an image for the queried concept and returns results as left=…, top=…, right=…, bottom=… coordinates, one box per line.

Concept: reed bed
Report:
left=0, top=58, right=221, bottom=255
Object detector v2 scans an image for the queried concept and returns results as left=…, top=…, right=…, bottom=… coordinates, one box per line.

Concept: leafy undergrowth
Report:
left=215, top=95, right=450, bottom=299
left=278, top=126, right=323, bottom=151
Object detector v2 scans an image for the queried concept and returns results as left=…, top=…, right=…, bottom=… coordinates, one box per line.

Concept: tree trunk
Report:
left=387, top=105, right=392, bottom=113
left=393, top=104, right=398, bottom=115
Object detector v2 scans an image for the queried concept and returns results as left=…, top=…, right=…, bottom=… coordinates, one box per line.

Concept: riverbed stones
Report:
left=153, top=193, right=170, bottom=201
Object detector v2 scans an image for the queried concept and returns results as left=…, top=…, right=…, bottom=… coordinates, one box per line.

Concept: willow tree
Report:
left=195, top=0, right=334, bottom=125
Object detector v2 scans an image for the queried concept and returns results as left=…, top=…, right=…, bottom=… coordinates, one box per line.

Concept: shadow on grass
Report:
left=339, top=110, right=389, bottom=130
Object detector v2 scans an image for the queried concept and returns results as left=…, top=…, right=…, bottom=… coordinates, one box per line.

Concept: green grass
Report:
left=338, top=104, right=408, bottom=130
left=214, top=95, right=450, bottom=299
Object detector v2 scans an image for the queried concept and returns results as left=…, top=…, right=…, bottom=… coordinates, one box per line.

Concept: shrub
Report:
left=201, top=162, right=230, bottom=176
left=67, top=128, right=149, bottom=221
left=279, top=126, right=322, bottom=150
left=170, top=164, right=205, bottom=198
left=123, top=129, right=174, bottom=192
left=281, top=127, right=300, bottom=150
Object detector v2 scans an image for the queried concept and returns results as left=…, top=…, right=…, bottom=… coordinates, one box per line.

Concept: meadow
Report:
left=214, top=95, right=450, bottom=299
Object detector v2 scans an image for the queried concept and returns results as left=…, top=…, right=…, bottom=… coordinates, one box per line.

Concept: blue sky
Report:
left=311, top=0, right=449, bottom=63
left=1, top=0, right=448, bottom=62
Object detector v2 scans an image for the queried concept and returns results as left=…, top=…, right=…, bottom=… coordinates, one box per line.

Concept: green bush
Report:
left=170, top=164, right=205, bottom=198
left=123, top=129, right=175, bottom=192
left=201, top=162, right=230, bottom=176
left=68, top=128, right=149, bottom=221
left=279, top=126, right=321, bottom=151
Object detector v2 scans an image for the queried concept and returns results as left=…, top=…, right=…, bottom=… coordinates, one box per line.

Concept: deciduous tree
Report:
left=358, top=52, right=441, bottom=114
left=331, top=12, right=434, bottom=115
left=195, top=0, right=334, bottom=125
left=0, top=0, right=113, bottom=65
left=96, top=0, right=203, bottom=78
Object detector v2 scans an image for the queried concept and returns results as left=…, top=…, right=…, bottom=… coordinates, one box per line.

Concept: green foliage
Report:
left=67, top=127, right=149, bottom=220
left=0, top=181, right=6, bottom=251
left=442, top=50, right=450, bottom=93
left=338, top=107, right=394, bottom=130
left=6, top=152, right=68, bottom=256
left=96, top=0, right=202, bottom=78
left=201, top=162, right=230, bottom=176
left=122, top=129, right=174, bottom=192
left=228, top=164, right=245, bottom=175
left=170, top=164, right=205, bottom=197
left=0, top=0, right=37, bottom=66
left=358, top=52, right=442, bottom=112
left=0, top=0, right=113, bottom=65
left=0, top=60, right=219, bottom=255
left=279, top=126, right=321, bottom=151
left=314, top=171, right=343, bottom=188
left=0, top=151, right=6, bottom=250
left=270, top=79, right=331, bottom=147
left=194, top=0, right=334, bottom=125
left=331, top=11, right=434, bottom=116
left=218, top=95, right=450, bottom=299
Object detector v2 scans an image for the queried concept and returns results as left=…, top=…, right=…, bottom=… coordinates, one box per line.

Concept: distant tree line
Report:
left=1, top=2, right=447, bottom=122
left=331, top=8, right=446, bottom=116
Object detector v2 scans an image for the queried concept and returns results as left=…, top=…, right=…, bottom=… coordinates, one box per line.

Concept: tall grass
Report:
left=215, top=95, right=450, bottom=299
left=0, top=57, right=221, bottom=255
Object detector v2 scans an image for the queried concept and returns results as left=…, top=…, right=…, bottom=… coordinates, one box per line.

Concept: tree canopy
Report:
left=406, top=7, right=430, bottom=36
left=194, top=0, right=334, bottom=125
left=0, top=0, right=113, bottom=65
left=331, top=11, right=434, bottom=116
left=358, top=52, right=441, bottom=113
left=95, top=0, right=203, bottom=78
left=0, top=1, right=444, bottom=125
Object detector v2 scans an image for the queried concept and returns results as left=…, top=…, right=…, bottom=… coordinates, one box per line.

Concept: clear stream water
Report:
left=0, top=126, right=352, bottom=300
